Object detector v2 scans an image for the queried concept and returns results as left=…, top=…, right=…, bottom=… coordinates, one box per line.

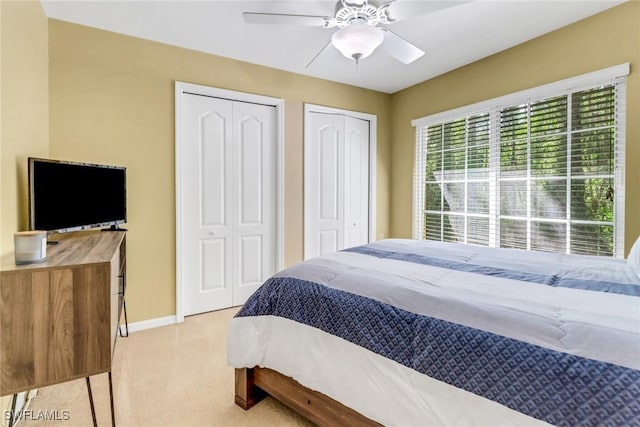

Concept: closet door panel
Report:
left=305, top=111, right=371, bottom=259
left=238, top=116, right=263, bottom=225
left=201, top=112, right=228, bottom=227
left=305, top=113, right=345, bottom=258
left=320, top=126, right=340, bottom=221
left=344, top=117, right=370, bottom=249
left=232, top=102, right=277, bottom=306
left=182, top=94, right=233, bottom=315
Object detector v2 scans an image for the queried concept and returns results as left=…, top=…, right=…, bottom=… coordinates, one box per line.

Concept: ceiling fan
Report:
left=243, top=0, right=440, bottom=67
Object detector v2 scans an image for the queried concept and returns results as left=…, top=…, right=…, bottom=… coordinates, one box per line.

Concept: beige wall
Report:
left=389, top=2, right=640, bottom=255
left=48, top=20, right=391, bottom=323
left=0, top=0, right=49, bottom=420
left=1, top=0, right=3, bottom=261
left=0, top=0, right=49, bottom=258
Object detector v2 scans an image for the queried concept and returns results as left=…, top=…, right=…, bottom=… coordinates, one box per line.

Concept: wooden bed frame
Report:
left=235, top=367, right=381, bottom=426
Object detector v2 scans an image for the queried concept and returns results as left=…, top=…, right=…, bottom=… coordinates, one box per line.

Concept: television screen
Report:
left=29, top=157, right=127, bottom=232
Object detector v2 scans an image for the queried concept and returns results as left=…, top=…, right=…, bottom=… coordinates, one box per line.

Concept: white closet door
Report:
left=232, top=102, right=277, bottom=306
left=182, top=94, right=234, bottom=314
left=306, top=113, right=345, bottom=258
left=305, top=111, right=370, bottom=259
left=181, top=94, right=276, bottom=315
left=344, top=116, right=370, bottom=249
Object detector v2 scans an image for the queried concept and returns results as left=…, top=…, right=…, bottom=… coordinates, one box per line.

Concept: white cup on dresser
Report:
left=14, top=230, right=47, bottom=264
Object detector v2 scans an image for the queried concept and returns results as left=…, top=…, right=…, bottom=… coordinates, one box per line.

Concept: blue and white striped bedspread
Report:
left=235, top=239, right=640, bottom=426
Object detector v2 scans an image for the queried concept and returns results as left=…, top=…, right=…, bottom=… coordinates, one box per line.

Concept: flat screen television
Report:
left=29, top=157, right=127, bottom=233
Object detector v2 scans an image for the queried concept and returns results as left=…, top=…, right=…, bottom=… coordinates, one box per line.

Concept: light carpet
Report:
left=19, top=308, right=313, bottom=427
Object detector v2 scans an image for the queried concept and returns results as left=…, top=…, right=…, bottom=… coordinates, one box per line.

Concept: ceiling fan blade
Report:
left=379, top=1, right=470, bottom=23
left=243, top=12, right=329, bottom=27
left=379, top=28, right=424, bottom=64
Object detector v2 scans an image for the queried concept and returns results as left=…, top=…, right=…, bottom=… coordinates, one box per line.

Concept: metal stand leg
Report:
left=8, top=393, right=17, bottom=427
left=118, top=299, right=129, bottom=338
left=86, top=377, right=97, bottom=427
left=108, top=371, right=116, bottom=427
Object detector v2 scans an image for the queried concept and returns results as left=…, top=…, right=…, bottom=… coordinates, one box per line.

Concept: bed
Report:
left=227, top=239, right=640, bottom=426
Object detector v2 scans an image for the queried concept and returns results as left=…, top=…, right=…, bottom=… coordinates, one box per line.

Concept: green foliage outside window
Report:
left=422, top=84, right=616, bottom=256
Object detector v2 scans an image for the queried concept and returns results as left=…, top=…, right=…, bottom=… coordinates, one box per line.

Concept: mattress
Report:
left=227, top=239, right=640, bottom=426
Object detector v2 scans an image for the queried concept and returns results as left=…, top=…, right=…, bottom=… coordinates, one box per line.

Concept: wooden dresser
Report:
left=0, top=230, right=125, bottom=425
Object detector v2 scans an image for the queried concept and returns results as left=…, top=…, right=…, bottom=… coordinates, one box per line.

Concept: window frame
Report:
left=412, top=64, right=629, bottom=258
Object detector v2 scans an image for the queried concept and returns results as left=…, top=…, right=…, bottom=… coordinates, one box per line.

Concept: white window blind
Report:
left=413, top=65, right=628, bottom=258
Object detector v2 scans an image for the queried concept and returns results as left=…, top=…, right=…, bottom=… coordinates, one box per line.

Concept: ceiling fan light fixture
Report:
left=331, top=24, right=383, bottom=62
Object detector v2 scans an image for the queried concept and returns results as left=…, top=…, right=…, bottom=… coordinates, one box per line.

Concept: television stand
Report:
left=102, top=225, right=128, bottom=232
left=1, top=230, right=127, bottom=427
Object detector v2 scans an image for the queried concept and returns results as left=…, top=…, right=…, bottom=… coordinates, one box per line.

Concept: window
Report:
left=413, top=65, right=628, bottom=258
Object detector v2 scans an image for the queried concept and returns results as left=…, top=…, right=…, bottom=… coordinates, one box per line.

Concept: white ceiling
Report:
left=40, top=0, right=625, bottom=94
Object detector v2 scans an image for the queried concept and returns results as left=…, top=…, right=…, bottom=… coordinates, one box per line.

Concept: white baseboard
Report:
left=126, top=315, right=178, bottom=333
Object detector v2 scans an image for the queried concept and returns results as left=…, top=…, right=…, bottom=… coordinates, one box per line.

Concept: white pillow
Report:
left=627, top=236, right=640, bottom=278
